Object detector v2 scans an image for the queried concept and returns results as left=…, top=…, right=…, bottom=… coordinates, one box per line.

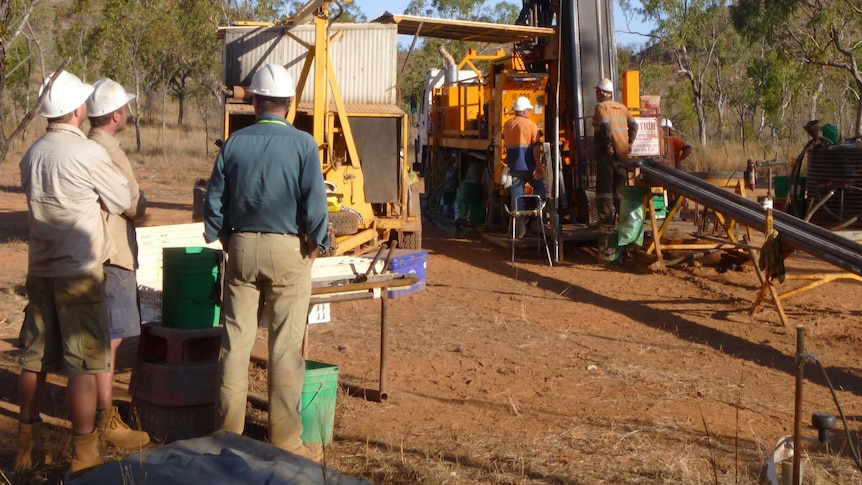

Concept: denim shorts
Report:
left=104, top=265, right=142, bottom=340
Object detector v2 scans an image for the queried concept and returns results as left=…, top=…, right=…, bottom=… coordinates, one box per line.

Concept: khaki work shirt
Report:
left=20, top=123, right=131, bottom=277
left=89, top=128, right=146, bottom=271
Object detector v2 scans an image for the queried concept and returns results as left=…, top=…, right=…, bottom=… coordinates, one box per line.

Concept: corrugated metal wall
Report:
left=574, top=0, right=617, bottom=121
left=222, top=23, right=399, bottom=105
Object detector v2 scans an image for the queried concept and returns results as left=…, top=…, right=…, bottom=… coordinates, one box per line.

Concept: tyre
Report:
left=329, top=211, right=360, bottom=236
left=402, top=231, right=422, bottom=249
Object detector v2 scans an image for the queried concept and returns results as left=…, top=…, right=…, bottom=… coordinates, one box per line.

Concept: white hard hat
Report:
left=87, top=78, right=136, bottom=117
left=660, top=118, right=674, bottom=130
left=248, top=63, right=296, bottom=98
left=38, top=70, right=94, bottom=118
left=513, top=96, right=533, bottom=112
left=595, top=78, right=614, bottom=94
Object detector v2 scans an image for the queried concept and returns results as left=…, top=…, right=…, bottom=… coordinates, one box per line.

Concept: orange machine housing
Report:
left=427, top=51, right=549, bottom=197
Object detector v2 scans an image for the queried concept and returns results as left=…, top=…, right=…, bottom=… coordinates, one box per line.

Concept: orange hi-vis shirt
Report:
left=503, top=115, right=539, bottom=171
left=593, top=100, right=635, bottom=158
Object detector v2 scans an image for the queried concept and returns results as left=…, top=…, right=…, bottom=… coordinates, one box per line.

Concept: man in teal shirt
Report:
left=204, top=63, right=329, bottom=462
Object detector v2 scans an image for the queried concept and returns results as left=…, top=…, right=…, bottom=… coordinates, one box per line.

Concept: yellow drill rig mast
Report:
left=219, top=0, right=422, bottom=255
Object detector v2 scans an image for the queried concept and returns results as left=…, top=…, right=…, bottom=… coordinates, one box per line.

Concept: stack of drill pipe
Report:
left=636, top=160, right=862, bottom=276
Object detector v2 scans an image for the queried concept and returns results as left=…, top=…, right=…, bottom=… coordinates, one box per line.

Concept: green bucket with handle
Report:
left=299, top=360, right=339, bottom=446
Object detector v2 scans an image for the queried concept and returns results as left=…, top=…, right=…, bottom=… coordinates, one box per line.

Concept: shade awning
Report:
left=371, top=12, right=555, bottom=44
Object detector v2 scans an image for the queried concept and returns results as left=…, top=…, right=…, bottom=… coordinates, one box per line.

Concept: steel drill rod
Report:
left=381, top=241, right=398, bottom=273
left=637, top=162, right=862, bottom=275
left=379, top=288, right=389, bottom=401
left=364, top=244, right=387, bottom=277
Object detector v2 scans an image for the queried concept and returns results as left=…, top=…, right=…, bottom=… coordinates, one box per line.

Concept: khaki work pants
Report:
left=216, top=232, right=311, bottom=450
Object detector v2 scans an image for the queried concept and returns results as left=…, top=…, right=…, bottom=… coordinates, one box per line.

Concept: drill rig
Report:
left=382, top=0, right=619, bottom=259
left=217, top=0, right=422, bottom=255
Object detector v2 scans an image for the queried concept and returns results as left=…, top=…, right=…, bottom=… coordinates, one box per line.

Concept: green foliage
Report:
left=730, top=0, right=862, bottom=135
left=1, top=0, right=57, bottom=163
left=398, top=0, right=518, bottom=105
left=227, top=0, right=282, bottom=23
left=405, top=0, right=516, bottom=22
left=730, top=0, right=799, bottom=43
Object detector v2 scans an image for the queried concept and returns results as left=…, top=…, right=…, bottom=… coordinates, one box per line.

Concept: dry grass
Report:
left=3, top=98, right=218, bottom=199
left=684, top=135, right=803, bottom=176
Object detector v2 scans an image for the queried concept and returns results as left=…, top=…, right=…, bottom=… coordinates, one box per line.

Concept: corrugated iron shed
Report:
left=219, top=23, right=399, bottom=105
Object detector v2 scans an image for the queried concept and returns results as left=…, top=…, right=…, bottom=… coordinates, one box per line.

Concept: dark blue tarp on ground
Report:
left=68, top=431, right=373, bottom=485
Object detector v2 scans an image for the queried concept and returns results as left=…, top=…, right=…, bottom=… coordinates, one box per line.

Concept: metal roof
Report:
left=371, top=12, right=555, bottom=44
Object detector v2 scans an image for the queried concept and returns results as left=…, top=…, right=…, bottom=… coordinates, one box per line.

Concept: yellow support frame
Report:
left=642, top=179, right=860, bottom=325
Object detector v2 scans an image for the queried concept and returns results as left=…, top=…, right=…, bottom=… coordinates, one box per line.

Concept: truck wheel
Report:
left=329, top=211, right=360, bottom=236
left=402, top=231, right=422, bottom=249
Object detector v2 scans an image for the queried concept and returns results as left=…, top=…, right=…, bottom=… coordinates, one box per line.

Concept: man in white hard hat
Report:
left=503, top=96, right=544, bottom=238
left=86, top=78, right=150, bottom=450
left=17, top=70, right=131, bottom=477
left=660, top=118, right=692, bottom=168
left=592, top=78, right=637, bottom=225
left=203, top=63, right=329, bottom=462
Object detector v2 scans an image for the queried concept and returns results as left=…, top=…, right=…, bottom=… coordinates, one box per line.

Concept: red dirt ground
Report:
left=1, top=156, right=862, bottom=484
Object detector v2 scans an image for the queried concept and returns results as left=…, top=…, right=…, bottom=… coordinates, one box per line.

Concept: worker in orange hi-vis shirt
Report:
left=503, top=96, right=544, bottom=238
left=661, top=119, right=692, bottom=169
left=592, top=78, right=638, bottom=226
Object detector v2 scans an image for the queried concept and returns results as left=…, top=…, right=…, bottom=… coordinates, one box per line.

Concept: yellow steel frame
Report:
left=286, top=2, right=405, bottom=254
left=224, top=1, right=412, bottom=256
left=640, top=180, right=861, bottom=326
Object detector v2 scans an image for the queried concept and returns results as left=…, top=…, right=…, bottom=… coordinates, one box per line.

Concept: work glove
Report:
left=758, top=228, right=786, bottom=283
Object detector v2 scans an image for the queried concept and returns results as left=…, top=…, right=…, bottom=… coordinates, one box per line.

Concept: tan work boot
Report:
left=15, top=420, right=49, bottom=470
left=96, top=406, right=150, bottom=449
left=286, top=442, right=323, bottom=463
left=68, top=431, right=101, bottom=478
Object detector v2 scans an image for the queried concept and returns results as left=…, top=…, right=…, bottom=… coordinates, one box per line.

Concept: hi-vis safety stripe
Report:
left=256, top=119, right=288, bottom=127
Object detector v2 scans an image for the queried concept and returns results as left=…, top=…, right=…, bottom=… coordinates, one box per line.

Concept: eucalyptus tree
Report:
left=399, top=0, right=519, bottom=106
left=285, top=0, right=366, bottom=22
left=732, top=0, right=862, bottom=137
left=0, top=0, right=45, bottom=163
left=623, top=0, right=736, bottom=145
left=161, top=0, right=221, bottom=128
left=84, top=0, right=164, bottom=151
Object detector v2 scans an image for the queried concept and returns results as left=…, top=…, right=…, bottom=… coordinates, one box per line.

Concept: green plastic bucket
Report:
left=821, top=124, right=839, bottom=144
left=773, top=176, right=789, bottom=198
left=300, top=360, right=339, bottom=446
left=456, top=180, right=483, bottom=204
left=161, top=247, right=221, bottom=329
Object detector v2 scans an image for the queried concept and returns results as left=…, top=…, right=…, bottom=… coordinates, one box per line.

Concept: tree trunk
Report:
left=677, top=47, right=708, bottom=145
left=133, top=66, right=142, bottom=152
left=810, top=79, right=821, bottom=124
left=689, top=71, right=707, bottom=145
left=854, top=77, right=862, bottom=137
left=177, top=92, right=185, bottom=127
left=714, top=62, right=725, bottom=140
left=160, top=85, right=167, bottom=148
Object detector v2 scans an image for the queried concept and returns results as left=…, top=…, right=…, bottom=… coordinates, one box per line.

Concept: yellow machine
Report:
left=417, top=49, right=549, bottom=227
left=398, top=0, right=622, bottom=235
left=217, top=0, right=421, bottom=254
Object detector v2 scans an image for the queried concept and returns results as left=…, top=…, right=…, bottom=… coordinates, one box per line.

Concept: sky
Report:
left=352, top=0, right=653, bottom=49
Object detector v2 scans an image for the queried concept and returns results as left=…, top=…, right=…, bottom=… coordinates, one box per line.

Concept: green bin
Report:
left=300, top=360, right=339, bottom=446
left=161, top=247, right=221, bottom=328
left=773, top=176, right=789, bottom=199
